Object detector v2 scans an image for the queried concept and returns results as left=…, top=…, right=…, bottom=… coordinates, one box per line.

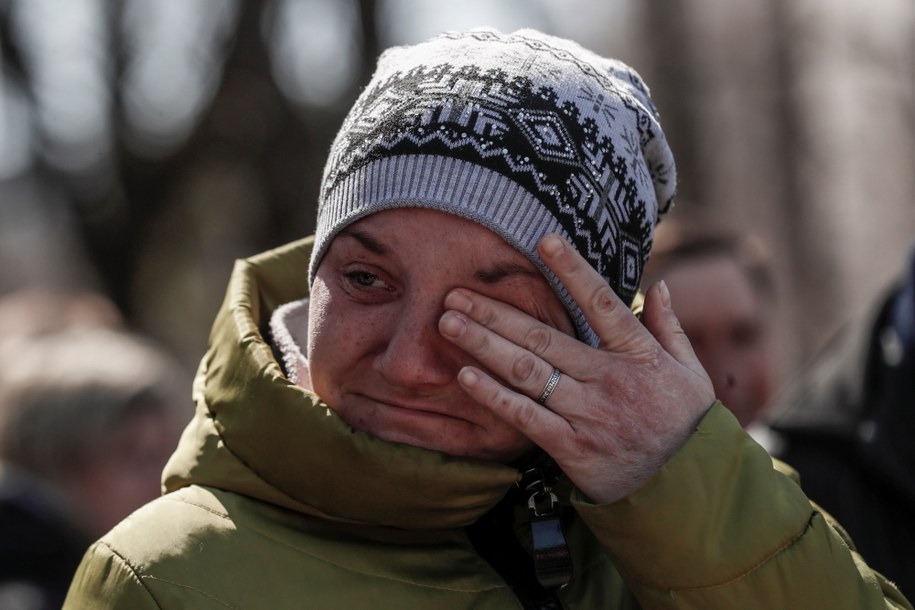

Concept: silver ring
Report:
left=536, top=368, right=562, bottom=404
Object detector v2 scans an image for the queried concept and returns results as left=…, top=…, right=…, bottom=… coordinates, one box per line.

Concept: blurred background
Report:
left=1, top=0, right=913, bottom=379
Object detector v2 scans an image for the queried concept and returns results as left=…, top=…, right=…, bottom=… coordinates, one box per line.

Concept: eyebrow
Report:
left=340, top=226, right=540, bottom=285
left=473, top=262, right=542, bottom=285
left=339, top=227, right=389, bottom=255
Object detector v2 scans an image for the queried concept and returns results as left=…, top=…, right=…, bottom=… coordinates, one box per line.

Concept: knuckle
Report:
left=468, top=329, right=491, bottom=353
left=476, top=302, right=500, bottom=327
left=510, top=353, right=539, bottom=385
left=521, top=325, right=553, bottom=355
left=486, top=385, right=506, bottom=406
left=644, top=344, right=667, bottom=372
left=589, top=285, right=621, bottom=317
left=506, top=398, right=538, bottom=428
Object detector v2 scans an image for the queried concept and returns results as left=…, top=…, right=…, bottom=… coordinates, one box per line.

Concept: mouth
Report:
left=336, top=390, right=530, bottom=462
left=353, top=392, right=479, bottom=426
left=365, top=394, right=453, bottom=416
left=331, top=392, right=487, bottom=456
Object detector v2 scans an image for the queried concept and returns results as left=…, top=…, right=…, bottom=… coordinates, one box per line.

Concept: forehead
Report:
left=664, top=257, right=764, bottom=318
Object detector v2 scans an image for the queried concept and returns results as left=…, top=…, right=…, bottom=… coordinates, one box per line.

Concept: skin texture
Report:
left=308, top=208, right=715, bottom=504
left=657, top=256, right=777, bottom=427
left=306, top=209, right=575, bottom=462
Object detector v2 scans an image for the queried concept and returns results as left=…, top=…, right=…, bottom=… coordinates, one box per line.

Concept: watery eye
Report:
left=350, top=271, right=380, bottom=287
left=340, top=267, right=396, bottom=300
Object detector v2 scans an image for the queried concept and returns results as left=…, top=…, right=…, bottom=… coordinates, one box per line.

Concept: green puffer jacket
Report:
left=63, top=238, right=911, bottom=610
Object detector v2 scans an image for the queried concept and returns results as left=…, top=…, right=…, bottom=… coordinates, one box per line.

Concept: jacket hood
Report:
left=161, top=237, right=521, bottom=530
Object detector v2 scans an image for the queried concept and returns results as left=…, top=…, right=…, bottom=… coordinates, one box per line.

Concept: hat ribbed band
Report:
left=308, top=153, right=598, bottom=346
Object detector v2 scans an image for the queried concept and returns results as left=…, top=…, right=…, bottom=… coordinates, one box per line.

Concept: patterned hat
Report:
left=309, top=28, right=676, bottom=346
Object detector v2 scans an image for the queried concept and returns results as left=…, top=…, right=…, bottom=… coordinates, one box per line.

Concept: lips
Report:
left=359, top=393, right=465, bottom=420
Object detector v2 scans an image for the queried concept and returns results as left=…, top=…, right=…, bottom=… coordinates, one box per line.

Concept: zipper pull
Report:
left=524, top=470, right=573, bottom=589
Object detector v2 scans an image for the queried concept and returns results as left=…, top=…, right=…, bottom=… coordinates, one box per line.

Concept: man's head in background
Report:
left=643, top=219, right=778, bottom=427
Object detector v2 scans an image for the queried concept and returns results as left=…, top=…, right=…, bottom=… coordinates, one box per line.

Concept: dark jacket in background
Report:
left=0, top=464, right=88, bottom=610
left=767, top=268, right=915, bottom=597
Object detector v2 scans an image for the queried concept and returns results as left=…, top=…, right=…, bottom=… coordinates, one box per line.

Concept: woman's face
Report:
left=306, top=208, right=575, bottom=462
left=661, top=255, right=777, bottom=427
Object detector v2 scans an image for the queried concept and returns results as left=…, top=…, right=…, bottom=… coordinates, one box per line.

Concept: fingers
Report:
left=456, top=366, right=570, bottom=446
left=641, top=280, right=708, bottom=377
left=537, top=235, right=646, bottom=351
left=440, top=307, right=576, bottom=453
left=438, top=297, right=577, bottom=403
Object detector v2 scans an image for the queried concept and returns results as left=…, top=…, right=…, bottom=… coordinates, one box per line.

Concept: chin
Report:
left=371, top=427, right=523, bottom=462
left=330, top=395, right=532, bottom=461
left=374, top=427, right=477, bottom=457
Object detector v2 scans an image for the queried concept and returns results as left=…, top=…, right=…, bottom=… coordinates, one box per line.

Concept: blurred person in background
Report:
left=641, top=219, right=780, bottom=429
left=0, top=289, right=125, bottom=338
left=63, top=29, right=909, bottom=609
left=0, top=290, right=187, bottom=610
left=762, top=239, right=915, bottom=596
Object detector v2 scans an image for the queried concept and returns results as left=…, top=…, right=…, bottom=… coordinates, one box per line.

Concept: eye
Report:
left=348, top=271, right=382, bottom=288
left=340, top=268, right=396, bottom=302
left=731, top=321, right=762, bottom=347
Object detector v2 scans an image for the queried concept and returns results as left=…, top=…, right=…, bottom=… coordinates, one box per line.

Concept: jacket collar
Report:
left=162, top=237, right=520, bottom=530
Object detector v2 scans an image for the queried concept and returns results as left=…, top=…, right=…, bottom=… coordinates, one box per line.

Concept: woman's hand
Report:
left=438, top=234, right=715, bottom=504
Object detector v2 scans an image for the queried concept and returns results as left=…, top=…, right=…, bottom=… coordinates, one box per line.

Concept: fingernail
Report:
left=439, top=312, right=467, bottom=337
left=445, top=290, right=472, bottom=313
left=658, top=280, right=672, bottom=309
left=540, top=234, right=565, bottom=258
left=458, top=368, right=479, bottom=387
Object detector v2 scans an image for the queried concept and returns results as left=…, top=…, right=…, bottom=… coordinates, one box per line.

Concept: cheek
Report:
left=305, top=278, right=332, bottom=355
left=525, top=292, right=575, bottom=338
left=745, top=346, right=777, bottom=394
left=307, top=279, right=360, bottom=360
left=306, top=282, right=350, bottom=394
left=306, top=281, right=385, bottom=396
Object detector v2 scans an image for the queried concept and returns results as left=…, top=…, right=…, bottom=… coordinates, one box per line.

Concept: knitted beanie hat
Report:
left=309, top=28, right=676, bottom=346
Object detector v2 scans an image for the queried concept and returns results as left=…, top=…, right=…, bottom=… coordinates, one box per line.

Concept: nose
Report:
left=374, top=298, right=460, bottom=391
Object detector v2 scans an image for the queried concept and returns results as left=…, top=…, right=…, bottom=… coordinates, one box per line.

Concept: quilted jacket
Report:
left=63, top=238, right=911, bottom=609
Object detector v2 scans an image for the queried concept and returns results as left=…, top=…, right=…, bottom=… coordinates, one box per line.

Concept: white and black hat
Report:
left=310, top=28, right=676, bottom=346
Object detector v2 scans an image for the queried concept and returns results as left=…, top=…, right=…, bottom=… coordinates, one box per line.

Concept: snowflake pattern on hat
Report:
left=312, top=29, right=676, bottom=346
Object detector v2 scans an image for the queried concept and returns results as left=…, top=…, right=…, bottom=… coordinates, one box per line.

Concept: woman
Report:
left=64, top=28, right=910, bottom=609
